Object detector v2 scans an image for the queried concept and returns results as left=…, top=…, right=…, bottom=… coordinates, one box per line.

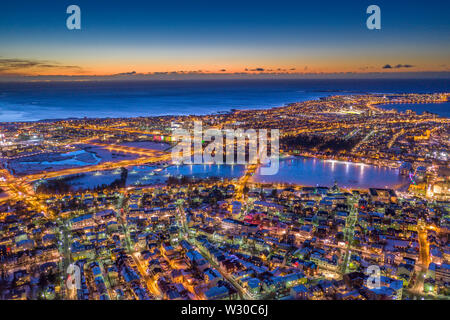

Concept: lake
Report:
left=252, top=157, right=410, bottom=190
left=40, top=157, right=410, bottom=191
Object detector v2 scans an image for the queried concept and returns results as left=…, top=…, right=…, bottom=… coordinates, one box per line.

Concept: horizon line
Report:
left=1, top=71, right=450, bottom=82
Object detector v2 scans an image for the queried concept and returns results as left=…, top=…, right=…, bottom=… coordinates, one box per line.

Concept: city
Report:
left=1, top=0, right=449, bottom=309
left=0, top=92, right=448, bottom=300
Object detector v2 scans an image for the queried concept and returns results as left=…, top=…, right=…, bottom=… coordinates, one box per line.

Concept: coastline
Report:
left=1, top=79, right=449, bottom=123
left=2, top=95, right=448, bottom=124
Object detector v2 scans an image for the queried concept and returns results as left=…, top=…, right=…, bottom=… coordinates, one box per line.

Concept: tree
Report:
left=271, top=189, right=278, bottom=199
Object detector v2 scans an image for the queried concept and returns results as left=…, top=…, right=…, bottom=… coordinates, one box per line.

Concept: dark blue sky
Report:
left=0, top=0, right=449, bottom=78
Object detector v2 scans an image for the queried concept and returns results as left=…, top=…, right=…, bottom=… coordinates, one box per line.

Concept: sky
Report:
left=0, top=0, right=449, bottom=79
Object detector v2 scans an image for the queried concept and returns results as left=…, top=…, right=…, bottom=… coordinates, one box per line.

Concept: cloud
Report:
left=113, top=71, right=137, bottom=76
left=244, top=67, right=266, bottom=72
left=0, top=58, right=82, bottom=73
left=394, top=64, right=414, bottom=68
left=250, top=68, right=265, bottom=72
left=383, top=63, right=415, bottom=69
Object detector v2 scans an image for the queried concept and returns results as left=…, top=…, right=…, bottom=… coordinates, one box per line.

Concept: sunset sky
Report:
left=0, top=0, right=449, bottom=79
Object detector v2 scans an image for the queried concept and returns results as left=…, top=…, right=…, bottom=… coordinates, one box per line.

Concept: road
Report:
left=234, top=163, right=258, bottom=201
left=116, top=196, right=163, bottom=299
left=409, top=221, right=431, bottom=295
left=22, top=152, right=172, bottom=182
left=417, top=222, right=430, bottom=267
left=194, top=241, right=255, bottom=300
left=89, top=141, right=168, bottom=158
left=176, top=204, right=255, bottom=299
left=387, top=128, right=405, bottom=149
left=340, top=197, right=359, bottom=274
left=0, top=167, right=46, bottom=213
left=64, top=123, right=170, bottom=140
left=58, top=221, right=76, bottom=299
left=131, top=252, right=163, bottom=299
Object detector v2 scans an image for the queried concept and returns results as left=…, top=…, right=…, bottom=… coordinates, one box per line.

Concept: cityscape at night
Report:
left=0, top=0, right=449, bottom=306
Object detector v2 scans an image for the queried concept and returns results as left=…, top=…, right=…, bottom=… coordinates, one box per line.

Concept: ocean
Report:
left=0, top=79, right=449, bottom=122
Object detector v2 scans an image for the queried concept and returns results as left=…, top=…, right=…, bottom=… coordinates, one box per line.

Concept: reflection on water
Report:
left=165, top=164, right=245, bottom=180
left=123, top=164, right=246, bottom=186
left=54, top=164, right=246, bottom=190
left=253, top=157, right=410, bottom=189
left=42, top=157, right=409, bottom=191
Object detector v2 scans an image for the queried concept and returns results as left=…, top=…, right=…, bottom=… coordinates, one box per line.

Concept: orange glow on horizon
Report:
left=1, top=56, right=448, bottom=77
